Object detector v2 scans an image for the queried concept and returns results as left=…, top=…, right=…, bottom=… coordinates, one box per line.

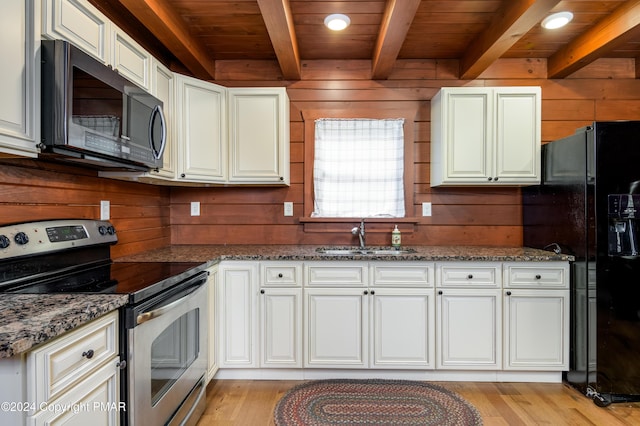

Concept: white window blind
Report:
left=312, top=118, right=405, bottom=217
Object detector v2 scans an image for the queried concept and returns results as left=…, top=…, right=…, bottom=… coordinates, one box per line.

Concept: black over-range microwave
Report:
left=40, top=40, right=166, bottom=171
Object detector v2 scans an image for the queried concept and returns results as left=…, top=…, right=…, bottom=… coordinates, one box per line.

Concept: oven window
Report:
left=150, top=308, right=200, bottom=406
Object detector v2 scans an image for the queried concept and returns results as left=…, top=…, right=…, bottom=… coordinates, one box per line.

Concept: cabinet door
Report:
left=227, top=88, right=290, bottom=185
left=111, top=28, right=151, bottom=91
left=431, top=88, right=492, bottom=185
left=304, top=288, right=368, bottom=368
left=207, top=266, right=218, bottom=381
left=494, top=87, right=540, bottom=184
left=371, top=288, right=435, bottom=369
left=149, top=59, right=176, bottom=179
left=437, top=288, right=501, bottom=369
left=28, top=361, right=119, bottom=426
left=27, top=312, right=118, bottom=407
left=260, top=287, right=302, bottom=368
left=42, top=0, right=110, bottom=63
left=504, top=289, right=569, bottom=370
left=0, top=0, right=38, bottom=157
left=219, top=263, right=258, bottom=368
left=175, top=74, right=227, bottom=182
left=431, top=86, right=541, bottom=187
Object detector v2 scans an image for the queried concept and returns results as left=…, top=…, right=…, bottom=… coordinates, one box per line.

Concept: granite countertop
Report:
left=117, top=244, right=574, bottom=263
left=0, top=244, right=572, bottom=359
left=0, top=294, right=128, bottom=358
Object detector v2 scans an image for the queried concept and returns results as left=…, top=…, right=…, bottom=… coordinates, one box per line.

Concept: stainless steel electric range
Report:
left=0, top=219, right=209, bottom=426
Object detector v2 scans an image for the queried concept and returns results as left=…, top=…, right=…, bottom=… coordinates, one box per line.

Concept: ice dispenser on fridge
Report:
left=608, top=194, right=640, bottom=258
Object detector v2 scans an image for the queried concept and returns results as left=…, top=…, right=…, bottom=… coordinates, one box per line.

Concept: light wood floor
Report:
left=197, top=379, right=640, bottom=425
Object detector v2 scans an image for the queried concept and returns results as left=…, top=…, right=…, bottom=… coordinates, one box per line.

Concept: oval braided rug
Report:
left=274, top=379, right=483, bottom=425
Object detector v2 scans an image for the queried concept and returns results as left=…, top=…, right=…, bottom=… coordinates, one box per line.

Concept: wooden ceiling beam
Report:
left=371, top=0, right=422, bottom=80
left=459, top=0, right=561, bottom=80
left=257, top=0, right=301, bottom=80
left=548, top=0, right=640, bottom=78
left=115, top=0, right=216, bottom=80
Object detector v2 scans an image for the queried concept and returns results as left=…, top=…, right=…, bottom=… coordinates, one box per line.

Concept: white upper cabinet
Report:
left=42, top=0, right=151, bottom=90
left=175, top=74, right=227, bottom=183
left=0, top=0, right=38, bottom=157
left=228, top=88, right=290, bottom=185
left=149, top=59, right=176, bottom=179
left=42, top=0, right=110, bottom=64
left=430, top=86, right=541, bottom=186
left=110, top=27, right=151, bottom=91
left=40, top=0, right=290, bottom=187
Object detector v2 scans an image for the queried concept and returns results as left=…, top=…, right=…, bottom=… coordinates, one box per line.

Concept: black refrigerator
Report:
left=523, top=121, right=640, bottom=407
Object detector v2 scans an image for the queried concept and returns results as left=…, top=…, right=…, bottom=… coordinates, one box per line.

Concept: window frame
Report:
left=300, top=108, right=418, bottom=231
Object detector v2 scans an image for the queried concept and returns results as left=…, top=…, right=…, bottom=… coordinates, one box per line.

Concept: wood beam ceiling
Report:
left=257, top=0, right=301, bottom=80
left=115, top=0, right=215, bottom=80
left=548, top=0, right=640, bottom=78
left=460, top=0, right=561, bottom=80
left=371, top=0, right=422, bottom=80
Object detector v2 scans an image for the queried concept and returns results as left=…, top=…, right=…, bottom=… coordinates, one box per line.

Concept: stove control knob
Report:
left=98, top=226, right=108, bottom=235
left=14, top=232, right=29, bottom=245
left=107, top=226, right=116, bottom=235
left=0, top=235, right=9, bottom=249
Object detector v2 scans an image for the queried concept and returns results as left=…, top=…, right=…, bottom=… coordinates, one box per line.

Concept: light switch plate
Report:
left=422, top=202, right=432, bottom=217
left=190, top=201, right=201, bottom=216
left=100, top=200, right=110, bottom=220
left=284, top=202, right=294, bottom=216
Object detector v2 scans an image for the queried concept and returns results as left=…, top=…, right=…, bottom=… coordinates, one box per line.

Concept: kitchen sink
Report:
left=316, top=247, right=416, bottom=256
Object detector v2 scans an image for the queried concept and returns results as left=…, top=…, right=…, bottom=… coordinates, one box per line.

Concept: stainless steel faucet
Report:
left=351, top=219, right=365, bottom=248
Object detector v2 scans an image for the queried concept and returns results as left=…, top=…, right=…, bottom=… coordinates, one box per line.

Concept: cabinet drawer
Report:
left=27, top=311, right=118, bottom=406
left=371, top=262, right=434, bottom=287
left=261, top=262, right=302, bottom=286
left=504, top=262, right=569, bottom=289
left=305, top=262, right=367, bottom=286
left=437, top=262, right=501, bottom=288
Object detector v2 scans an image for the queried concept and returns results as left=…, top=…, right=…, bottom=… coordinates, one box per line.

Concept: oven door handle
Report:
left=136, top=284, right=200, bottom=325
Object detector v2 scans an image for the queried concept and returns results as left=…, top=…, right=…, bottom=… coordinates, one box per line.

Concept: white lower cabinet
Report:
left=26, top=311, right=120, bottom=425
left=303, top=262, right=435, bottom=369
left=28, top=362, right=119, bottom=426
left=436, top=288, right=502, bottom=369
left=436, top=262, right=502, bottom=370
left=261, top=287, right=302, bottom=368
left=207, top=265, right=219, bottom=381
left=304, top=287, right=369, bottom=368
left=219, top=261, right=305, bottom=370
left=503, top=289, right=568, bottom=370
left=371, top=288, right=434, bottom=369
left=503, top=262, right=570, bottom=370
left=218, top=262, right=258, bottom=368
left=215, top=259, right=569, bottom=380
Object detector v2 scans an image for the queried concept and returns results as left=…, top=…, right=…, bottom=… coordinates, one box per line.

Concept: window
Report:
left=312, top=118, right=405, bottom=218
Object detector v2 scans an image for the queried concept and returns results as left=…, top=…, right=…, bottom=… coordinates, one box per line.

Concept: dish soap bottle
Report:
left=391, top=225, right=401, bottom=248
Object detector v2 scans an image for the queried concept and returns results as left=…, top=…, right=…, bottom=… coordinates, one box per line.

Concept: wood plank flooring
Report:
left=197, top=379, right=640, bottom=425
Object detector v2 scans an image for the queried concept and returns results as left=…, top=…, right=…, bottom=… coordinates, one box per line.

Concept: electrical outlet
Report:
left=190, top=201, right=200, bottom=216
left=284, top=202, right=294, bottom=217
left=422, top=202, right=432, bottom=217
left=100, top=200, right=110, bottom=220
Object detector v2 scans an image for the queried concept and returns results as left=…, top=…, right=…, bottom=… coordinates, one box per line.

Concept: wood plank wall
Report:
left=170, top=57, right=640, bottom=247
left=0, top=160, right=170, bottom=258
left=3, top=58, right=640, bottom=253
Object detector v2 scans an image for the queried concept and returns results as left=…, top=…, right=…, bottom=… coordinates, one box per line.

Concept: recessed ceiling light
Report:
left=541, top=11, right=573, bottom=29
left=324, top=14, right=351, bottom=31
